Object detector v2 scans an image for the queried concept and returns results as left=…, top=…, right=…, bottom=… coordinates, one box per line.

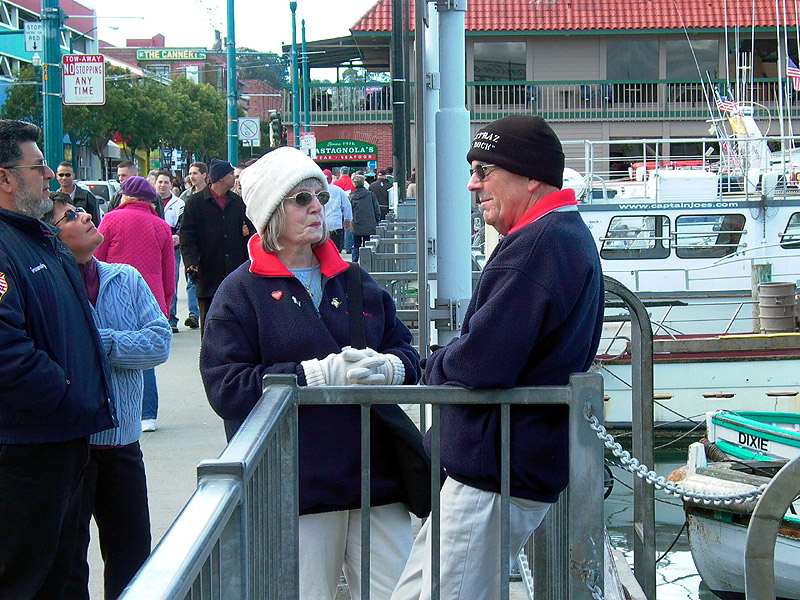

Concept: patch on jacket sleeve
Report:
left=0, top=272, right=7, bottom=301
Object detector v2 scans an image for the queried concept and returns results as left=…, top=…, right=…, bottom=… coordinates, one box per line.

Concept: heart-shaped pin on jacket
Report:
left=271, top=290, right=283, bottom=300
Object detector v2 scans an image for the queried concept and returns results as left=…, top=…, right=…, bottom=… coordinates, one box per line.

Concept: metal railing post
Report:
left=603, top=276, right=656, bottom=600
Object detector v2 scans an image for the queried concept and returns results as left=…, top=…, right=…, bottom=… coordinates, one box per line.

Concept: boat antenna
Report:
left=673, top=1, right=716, bottom=119
left=751, top=0, right=757, bottom=108
left=776, top=0, right=787, bottom=140
left=725, top=0, right=732, bottom=86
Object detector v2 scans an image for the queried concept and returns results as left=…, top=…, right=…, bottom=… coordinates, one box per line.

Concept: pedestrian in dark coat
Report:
left=179, top=158, right=254, bottom=332
left=200, top=146, right=421, bottom=600
left=349, top=173, right=381, bottom=262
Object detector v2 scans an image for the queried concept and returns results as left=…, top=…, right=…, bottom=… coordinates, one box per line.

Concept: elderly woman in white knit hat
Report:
left=199, top=147, right=423, bottom=599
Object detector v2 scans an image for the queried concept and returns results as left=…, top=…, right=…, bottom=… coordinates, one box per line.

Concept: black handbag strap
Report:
left=346, top=262, right=367, bottom=349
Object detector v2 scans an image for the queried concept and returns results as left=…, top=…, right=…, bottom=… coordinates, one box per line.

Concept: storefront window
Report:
left=474, top=42, right=526, bottom=81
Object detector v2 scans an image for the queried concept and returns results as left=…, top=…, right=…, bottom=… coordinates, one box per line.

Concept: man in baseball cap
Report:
left=393, top=116, right=605, bottom=599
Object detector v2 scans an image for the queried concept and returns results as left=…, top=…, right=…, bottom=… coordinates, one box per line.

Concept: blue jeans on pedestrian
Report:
left=142, top=368, right=158, bottom=420
left=170, top=248, right=198, bottom=326
left=344, top=229, right=354, bottom=253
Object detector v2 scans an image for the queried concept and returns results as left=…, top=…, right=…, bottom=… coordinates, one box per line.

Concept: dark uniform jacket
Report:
left=179, top=187, right=254, bottom=299
left=0, top=207, right=115, bottom=444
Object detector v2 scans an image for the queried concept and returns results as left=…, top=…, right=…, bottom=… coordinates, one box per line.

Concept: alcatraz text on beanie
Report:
left=466, top=115, right=565, bottom=189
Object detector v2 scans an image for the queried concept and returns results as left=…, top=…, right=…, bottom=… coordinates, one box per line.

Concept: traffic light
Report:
left=270, top=112, right=285, bottom=149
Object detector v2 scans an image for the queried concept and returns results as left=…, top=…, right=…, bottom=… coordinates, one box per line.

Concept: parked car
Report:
left=76, top=180, right=121, bottom=217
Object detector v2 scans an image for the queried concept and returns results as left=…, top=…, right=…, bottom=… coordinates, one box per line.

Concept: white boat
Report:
left=558, top=120, right=800, bottom=427
left=672, top=443, right=800, bottom=600
left=706, top=409, right=800, bottom=461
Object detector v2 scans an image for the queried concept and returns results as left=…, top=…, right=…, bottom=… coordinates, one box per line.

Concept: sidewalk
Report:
left=88, top=318, right=227, bottom=599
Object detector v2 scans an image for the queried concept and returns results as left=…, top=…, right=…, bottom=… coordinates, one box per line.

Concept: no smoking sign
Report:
left=238, top=118, right=261, bottom=146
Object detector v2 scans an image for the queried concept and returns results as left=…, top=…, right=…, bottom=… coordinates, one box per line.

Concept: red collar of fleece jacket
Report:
left=247, top=234, right=349, bottom=278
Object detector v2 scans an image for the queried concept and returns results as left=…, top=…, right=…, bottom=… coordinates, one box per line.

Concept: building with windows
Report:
left=292, top=0, right=800, bottom=166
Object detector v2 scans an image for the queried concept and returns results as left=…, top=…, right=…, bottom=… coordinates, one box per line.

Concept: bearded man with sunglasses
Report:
left=0, top=119, right=115, bottom=599
left=392, top=116, right=605, bottom=600
left=180, top=158, right=255, bottom=333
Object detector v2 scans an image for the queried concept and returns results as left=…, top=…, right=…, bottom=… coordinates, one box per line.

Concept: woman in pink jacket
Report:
left=95, top=176, right=175, bottom=316
left=95, top=175, right=175, bottom=432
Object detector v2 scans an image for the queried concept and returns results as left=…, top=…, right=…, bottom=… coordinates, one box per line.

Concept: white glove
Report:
left=342, top=347, right=405, bottom=386
left=301, top=351, right=351, bottom=386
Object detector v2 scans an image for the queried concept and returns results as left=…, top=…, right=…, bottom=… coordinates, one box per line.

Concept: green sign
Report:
left=136, top=49, right=208, bottom=61
left=315, top=139, right=377, bottom=162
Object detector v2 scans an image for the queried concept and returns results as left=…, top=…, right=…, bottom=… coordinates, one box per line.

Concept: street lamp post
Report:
left=290, top=2, right=300, bottom=149
left=41, top=1, right=64, bottom=180
left=226, top=0, right=238, bottom=165
left=31, top=53, right=42, bottom=129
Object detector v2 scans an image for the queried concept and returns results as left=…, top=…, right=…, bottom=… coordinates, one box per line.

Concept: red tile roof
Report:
left=352, top=0, right=796, bottom=33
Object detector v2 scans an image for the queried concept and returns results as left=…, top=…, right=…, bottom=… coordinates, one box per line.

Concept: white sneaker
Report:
left=142, top=419, right=158, bottom=432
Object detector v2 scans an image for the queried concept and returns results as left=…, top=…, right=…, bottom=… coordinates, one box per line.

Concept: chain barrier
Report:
left=587, top=582, right=605, bottom=600
left=584, top=410, right=766, bottom=505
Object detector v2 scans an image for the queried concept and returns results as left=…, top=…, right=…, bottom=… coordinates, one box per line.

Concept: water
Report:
left=604, top=441, right=719, bottom=600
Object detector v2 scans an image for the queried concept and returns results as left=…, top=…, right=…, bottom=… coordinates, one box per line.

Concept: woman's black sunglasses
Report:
left=54, top=207, right=87, bottom=227
left=285, top=191, right=330, bottom=206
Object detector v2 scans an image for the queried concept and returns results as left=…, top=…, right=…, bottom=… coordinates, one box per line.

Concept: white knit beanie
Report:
left=240, top=147, right=328, bottom=234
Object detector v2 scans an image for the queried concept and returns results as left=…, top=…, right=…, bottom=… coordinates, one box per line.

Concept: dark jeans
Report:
left=0, top=438, right=89, bottom=600
left=198, top=296, right=214, bottom=339
left=352, top=234, right=370, bottom=263
left=64, top=442, right=151, bottom=600
left=330, top=228, right=344, bottom=251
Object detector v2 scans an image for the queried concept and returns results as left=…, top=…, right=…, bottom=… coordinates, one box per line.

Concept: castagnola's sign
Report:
left=315, top=139, right=377, bottom=162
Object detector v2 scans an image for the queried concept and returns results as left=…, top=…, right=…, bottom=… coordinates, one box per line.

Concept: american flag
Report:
left=715, top=92, right=736, bottom=114
left=0, top=272, right=7, bottom=300
left=788, top=56, right=800, bottom=91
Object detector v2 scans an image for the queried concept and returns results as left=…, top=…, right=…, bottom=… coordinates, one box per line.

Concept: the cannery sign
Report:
left=315, top=139, right=377, bottom=162
left=136, top=49, right=208, bottom=61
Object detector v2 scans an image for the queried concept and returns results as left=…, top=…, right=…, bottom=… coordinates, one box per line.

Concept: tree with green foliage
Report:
left=236, top=48, right=288, bottom=89
left=1, top=63, right=233, bottom=165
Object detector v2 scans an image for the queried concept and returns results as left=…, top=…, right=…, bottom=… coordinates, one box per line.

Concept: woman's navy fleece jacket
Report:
left=200, top=237, right=421, bottom=515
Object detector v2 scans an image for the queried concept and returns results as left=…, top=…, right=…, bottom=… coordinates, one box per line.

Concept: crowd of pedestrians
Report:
left=1, top=114, right=603, bottom=600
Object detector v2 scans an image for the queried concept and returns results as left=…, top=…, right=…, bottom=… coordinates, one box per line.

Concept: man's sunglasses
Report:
left=54, top=206, right=87, bottom=227
left=469, top=163, right=498, bottom=180
left=285, top=191, right=330, bottom=206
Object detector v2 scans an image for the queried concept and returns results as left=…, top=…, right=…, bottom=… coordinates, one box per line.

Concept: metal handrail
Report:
left=602, top=277, right=656, bottom=600
left=120, top=374, right=605, bottom=600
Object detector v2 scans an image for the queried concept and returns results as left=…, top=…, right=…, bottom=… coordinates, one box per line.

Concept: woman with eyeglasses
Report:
left=44, top=193, right=171, bottom=600
left=200, top=147, right=421, bottom=600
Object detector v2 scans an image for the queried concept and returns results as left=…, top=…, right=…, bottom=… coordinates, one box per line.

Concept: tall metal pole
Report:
left=226, top=0, right=238, bottom=165
left=391, top=0, right=408, bottom=197
left=301, top=20, right=311, bottom=134
left=434, top=0, right=471, bottom=345
left=41, top=0, right=63, bottom=181
left=290, top=2, right=301, bottom=149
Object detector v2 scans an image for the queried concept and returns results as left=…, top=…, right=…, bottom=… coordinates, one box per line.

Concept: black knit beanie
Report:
left=209, top=158, right=234, bottom=183
left=466, top=115, right=564, bottom=189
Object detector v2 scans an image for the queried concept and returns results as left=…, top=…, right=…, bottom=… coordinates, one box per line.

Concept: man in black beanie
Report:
left=392, top=116, right=605, bottom=599
left=180, top=158, right=254, bottom=333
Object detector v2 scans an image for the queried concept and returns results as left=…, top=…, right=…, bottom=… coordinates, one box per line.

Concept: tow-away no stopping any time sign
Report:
left=62, top=55, right=106, bottom=105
